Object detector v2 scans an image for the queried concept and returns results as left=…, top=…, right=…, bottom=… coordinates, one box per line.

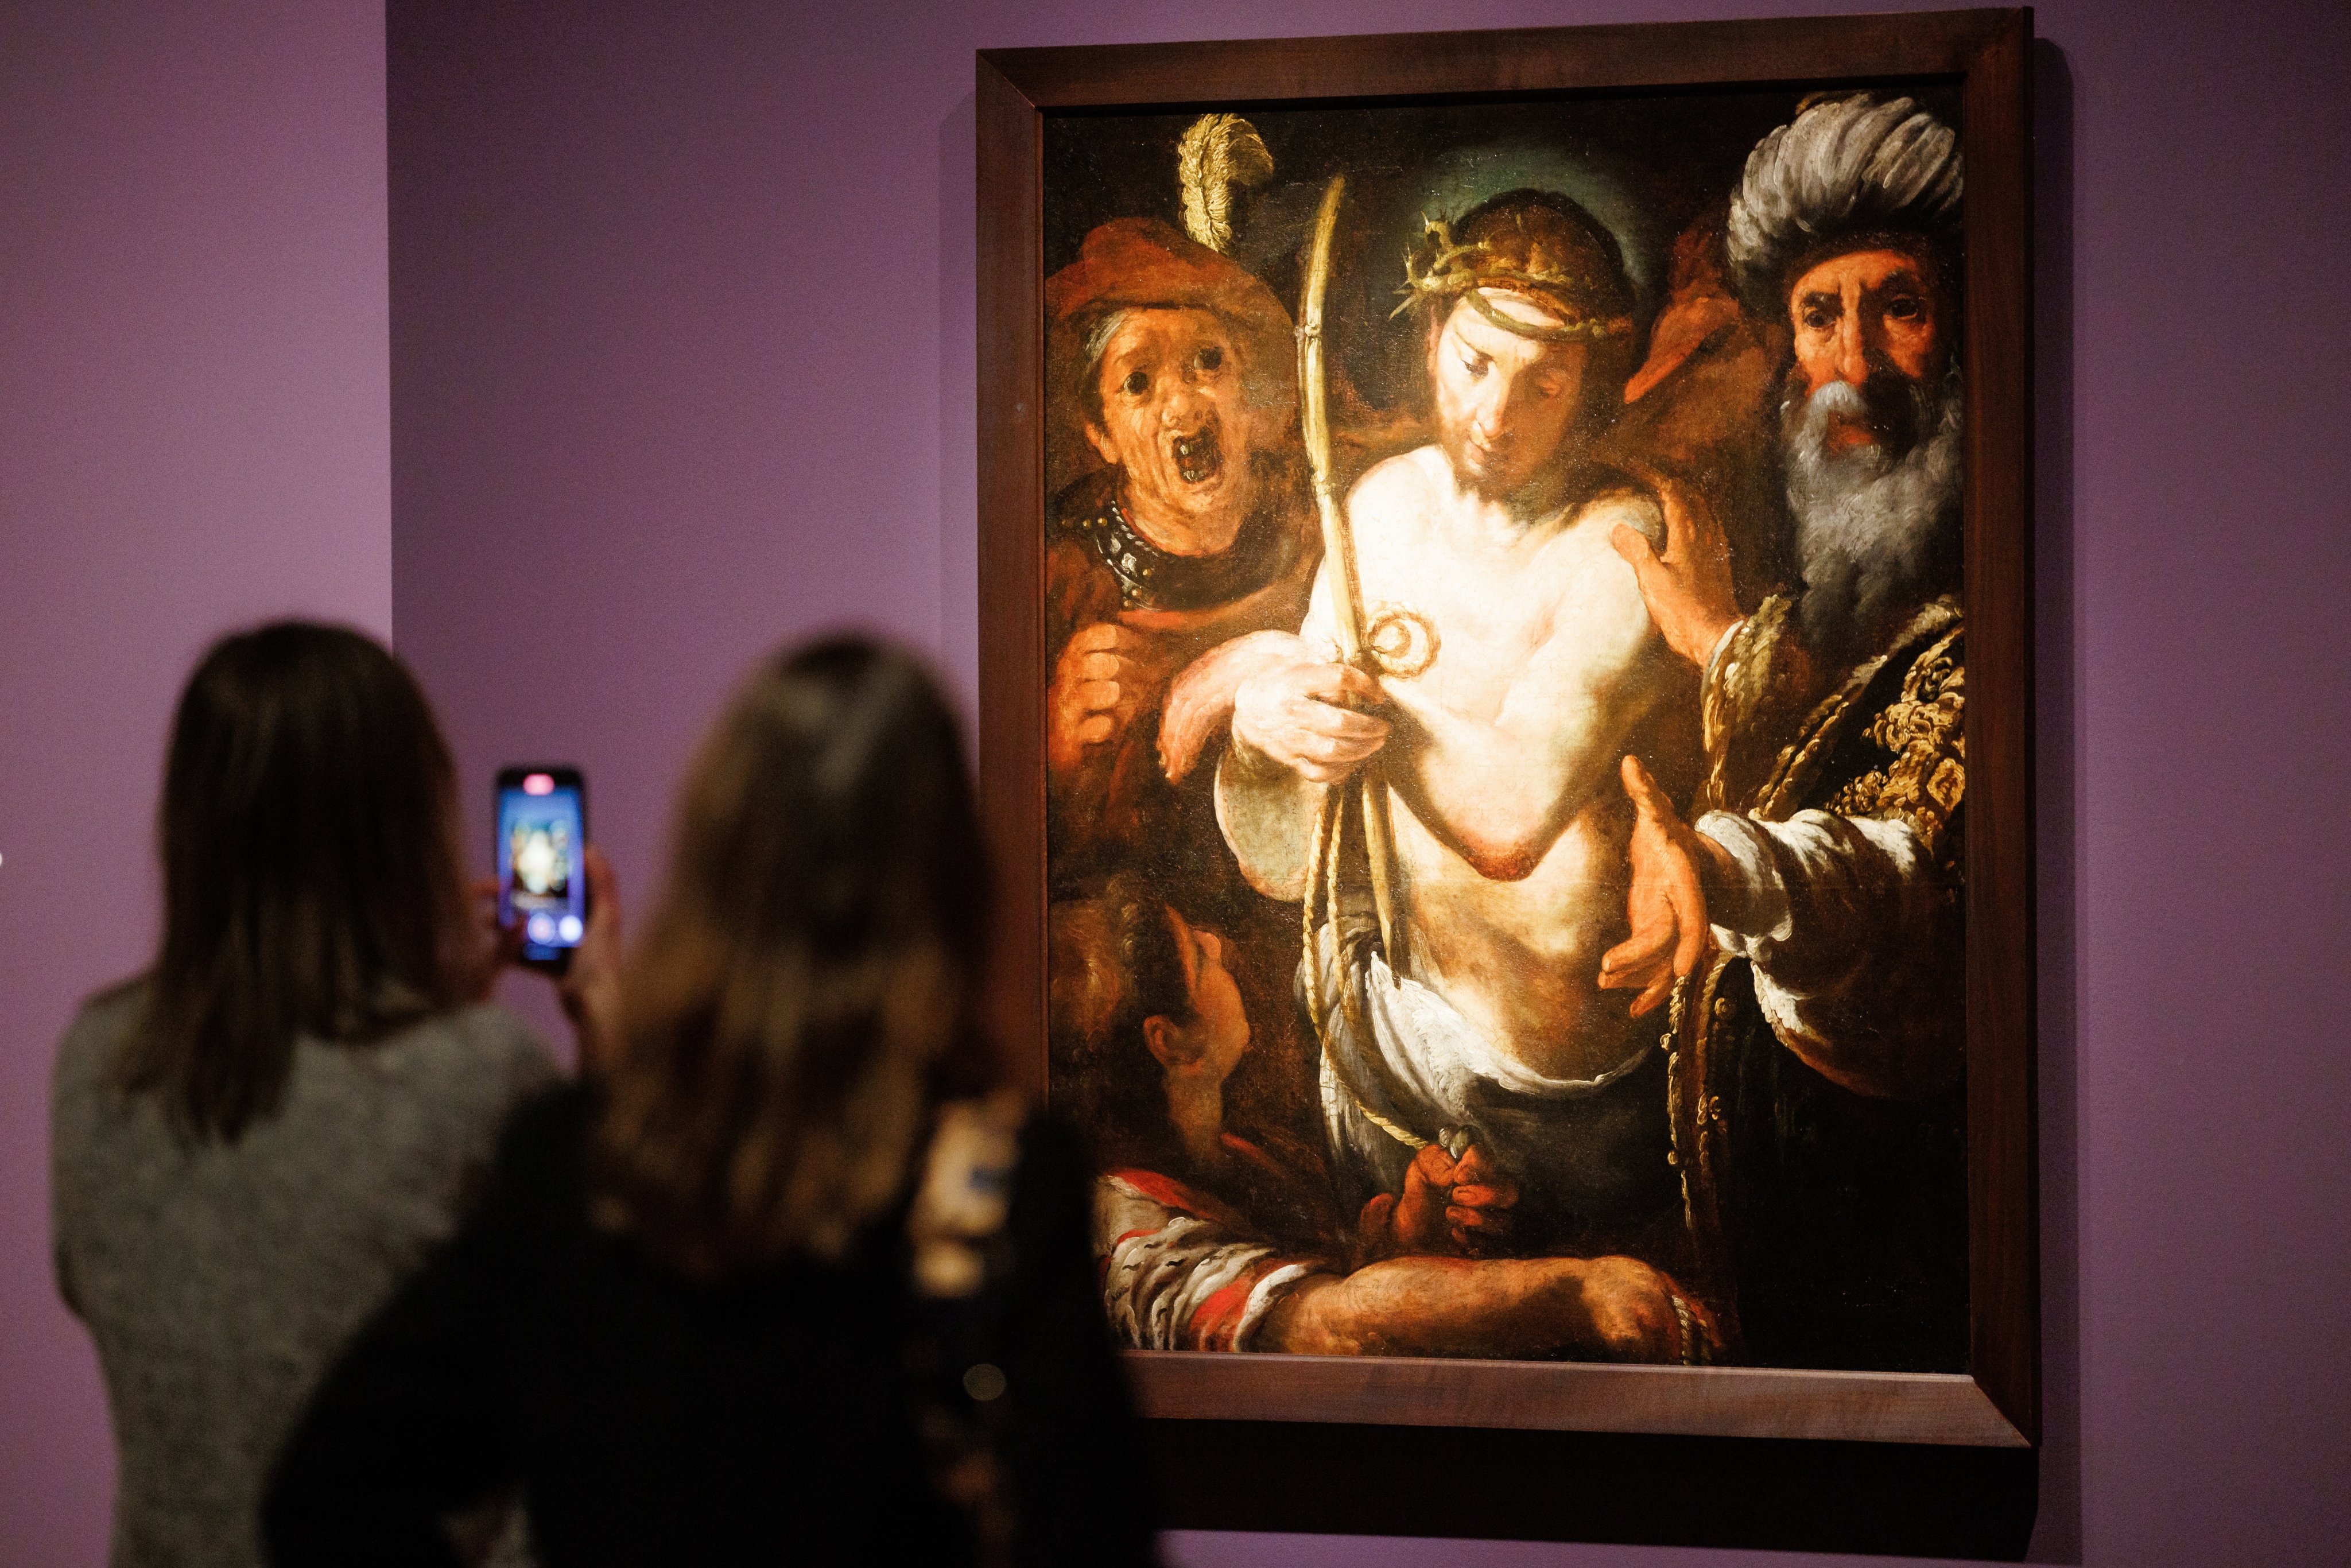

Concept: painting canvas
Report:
left=983, top=11, right=2033, bottom=1449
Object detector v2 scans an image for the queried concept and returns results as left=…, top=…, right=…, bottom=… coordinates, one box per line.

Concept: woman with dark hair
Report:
left=50, top=621, right=573, bottom=1568
left=267, top=637, right=1154, bottom=1568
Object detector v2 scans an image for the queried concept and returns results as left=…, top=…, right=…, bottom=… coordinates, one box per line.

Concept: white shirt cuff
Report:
left=1702, top=618, right=1748, bottom=688
left=1695, top=811, right=1793, bottom=949
left=1233, top=1263, right=1323, bottom=1352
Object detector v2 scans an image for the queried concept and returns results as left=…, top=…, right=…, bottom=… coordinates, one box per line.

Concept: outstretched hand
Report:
left=1608, top=468, right=1740, bottom=669
left=1598, top=755, right=1720, bottom=1017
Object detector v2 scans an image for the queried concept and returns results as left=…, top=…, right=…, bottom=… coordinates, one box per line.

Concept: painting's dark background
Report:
left=1046, top=87, right=1964, bottom=414
left=3, top=1, right=2346, bottom=1563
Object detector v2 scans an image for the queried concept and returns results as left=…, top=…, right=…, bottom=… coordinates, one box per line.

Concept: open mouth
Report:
left=1170, top=426, right=1223, bottom=486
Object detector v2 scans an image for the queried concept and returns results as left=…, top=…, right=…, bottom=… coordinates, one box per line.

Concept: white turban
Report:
left=1726, top=94, right=1962, bottom=309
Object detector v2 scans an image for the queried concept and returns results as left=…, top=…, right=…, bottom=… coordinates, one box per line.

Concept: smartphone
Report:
left=495, top=766, right=587, bottom=973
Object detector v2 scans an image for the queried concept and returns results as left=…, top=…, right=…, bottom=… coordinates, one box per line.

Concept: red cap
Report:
left=1044, top=218, right=1297, bottom=495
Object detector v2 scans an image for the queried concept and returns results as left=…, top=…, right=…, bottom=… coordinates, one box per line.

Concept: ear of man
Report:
left=1143, top=1013, right=1201, bottom=1071
left=1084, top=421, right=1119, bottom=467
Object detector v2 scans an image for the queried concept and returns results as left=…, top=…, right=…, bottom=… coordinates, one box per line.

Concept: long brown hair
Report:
left=119, top=622, right=470, bottom=1140
left=589, top=638, right=992, bottom=1277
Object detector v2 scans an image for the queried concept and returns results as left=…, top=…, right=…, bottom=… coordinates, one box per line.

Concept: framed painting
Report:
left=975, top=4, right=2035, bottom=1492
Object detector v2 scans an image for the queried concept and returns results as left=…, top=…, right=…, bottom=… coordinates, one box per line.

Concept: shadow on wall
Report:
left=1149, top=1420, right=2035, bottom=1556
left=940, top=89, right=980, bottom=717
left=2025, top=34, right=2082, bottom=1568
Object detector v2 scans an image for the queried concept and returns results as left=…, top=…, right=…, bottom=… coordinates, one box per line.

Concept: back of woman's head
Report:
left=122, top=621, right=466, bottom=1139
left=591, top=636, right=991, bottom=1277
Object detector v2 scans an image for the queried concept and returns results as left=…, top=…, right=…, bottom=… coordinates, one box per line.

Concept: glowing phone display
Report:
left=495, top=766, right=586, bottom=972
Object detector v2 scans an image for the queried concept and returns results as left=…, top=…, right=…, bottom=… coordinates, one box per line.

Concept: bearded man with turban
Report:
left=1601, top=94, right=1971, bottom=1371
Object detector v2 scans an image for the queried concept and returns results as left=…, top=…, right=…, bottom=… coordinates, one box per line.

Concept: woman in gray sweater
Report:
left=50, top=622, right=606, bottom=1568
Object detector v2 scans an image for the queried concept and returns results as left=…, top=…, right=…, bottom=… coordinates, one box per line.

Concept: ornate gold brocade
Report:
left=1824, top=624, right=1966, bottom=857
left=1704, top=595, right=1965, bottom=829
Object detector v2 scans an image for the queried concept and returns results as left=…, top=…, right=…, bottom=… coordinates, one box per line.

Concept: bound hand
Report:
left=1609, top=469, right=1739, bottom=668
left=1431, top=1140, right=1518, bottom=1254
left=1359, top=1139, right=1520, bottom=1258
left=1230, top=657, right=1390, bottom=784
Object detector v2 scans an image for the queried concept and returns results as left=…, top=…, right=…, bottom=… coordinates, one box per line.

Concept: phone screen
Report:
left=496, top=768, right=586, bottom=968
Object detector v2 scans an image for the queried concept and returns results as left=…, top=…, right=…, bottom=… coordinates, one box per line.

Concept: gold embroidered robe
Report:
left=1666, top=591, right=1970, bottom=1372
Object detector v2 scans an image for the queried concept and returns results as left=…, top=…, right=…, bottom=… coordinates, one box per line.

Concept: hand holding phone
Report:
left=557, top=845, right=624, bottom=1072
left=496, top=766, right=588, bottom=974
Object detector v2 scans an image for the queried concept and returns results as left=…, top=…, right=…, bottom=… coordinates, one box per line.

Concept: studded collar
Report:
left=1072, top=484, right=1286, bottom=612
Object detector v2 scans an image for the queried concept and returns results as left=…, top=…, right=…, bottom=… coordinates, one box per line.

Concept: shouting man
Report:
left=1215, top=190, right=1696, bottom=1252
left=1602, top=94, right=1970, bottom=1370
left=1043, top=218, right=1321, bottom=879
left=1044, top=218, right=1330, bottom=1167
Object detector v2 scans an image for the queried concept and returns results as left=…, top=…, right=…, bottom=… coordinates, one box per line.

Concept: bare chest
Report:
left=1351, top=521, right=1617, bottom=717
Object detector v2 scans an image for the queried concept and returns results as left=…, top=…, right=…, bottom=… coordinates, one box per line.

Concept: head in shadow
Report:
left=121, top=621, right=471, bottom=1141
left=1052, top=871, right=1250, bottom=1165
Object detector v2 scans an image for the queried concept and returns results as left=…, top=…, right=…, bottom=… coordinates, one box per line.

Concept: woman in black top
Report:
left=266, top=639, right=1156, bottom=1567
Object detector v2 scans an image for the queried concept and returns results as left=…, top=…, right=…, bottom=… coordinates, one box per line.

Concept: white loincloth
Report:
left=1305, top=917, right=1666, bottom=1224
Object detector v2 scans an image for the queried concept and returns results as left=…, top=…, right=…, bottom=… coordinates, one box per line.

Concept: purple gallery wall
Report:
left=0, top=2, right=393, bottom=1563
left=383, top=0, right=2351, bottom=1563
left=385, top=1, right=2350, bottom=1564
left=5, top=0, right=2346, bottom=1563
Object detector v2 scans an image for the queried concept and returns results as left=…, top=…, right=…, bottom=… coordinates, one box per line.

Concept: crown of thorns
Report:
left=1391, top=218, right=1632, bottom=343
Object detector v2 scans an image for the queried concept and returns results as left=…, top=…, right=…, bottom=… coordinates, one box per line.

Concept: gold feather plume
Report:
left=1177, top=114, right=1274, bottom=254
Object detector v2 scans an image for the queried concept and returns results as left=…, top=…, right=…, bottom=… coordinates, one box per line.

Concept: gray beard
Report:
left=1783, top=368, right=1964, bottom=662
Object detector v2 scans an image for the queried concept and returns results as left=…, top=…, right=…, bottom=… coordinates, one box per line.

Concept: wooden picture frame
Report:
left=975, top=6, right=2034, bottom=1522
